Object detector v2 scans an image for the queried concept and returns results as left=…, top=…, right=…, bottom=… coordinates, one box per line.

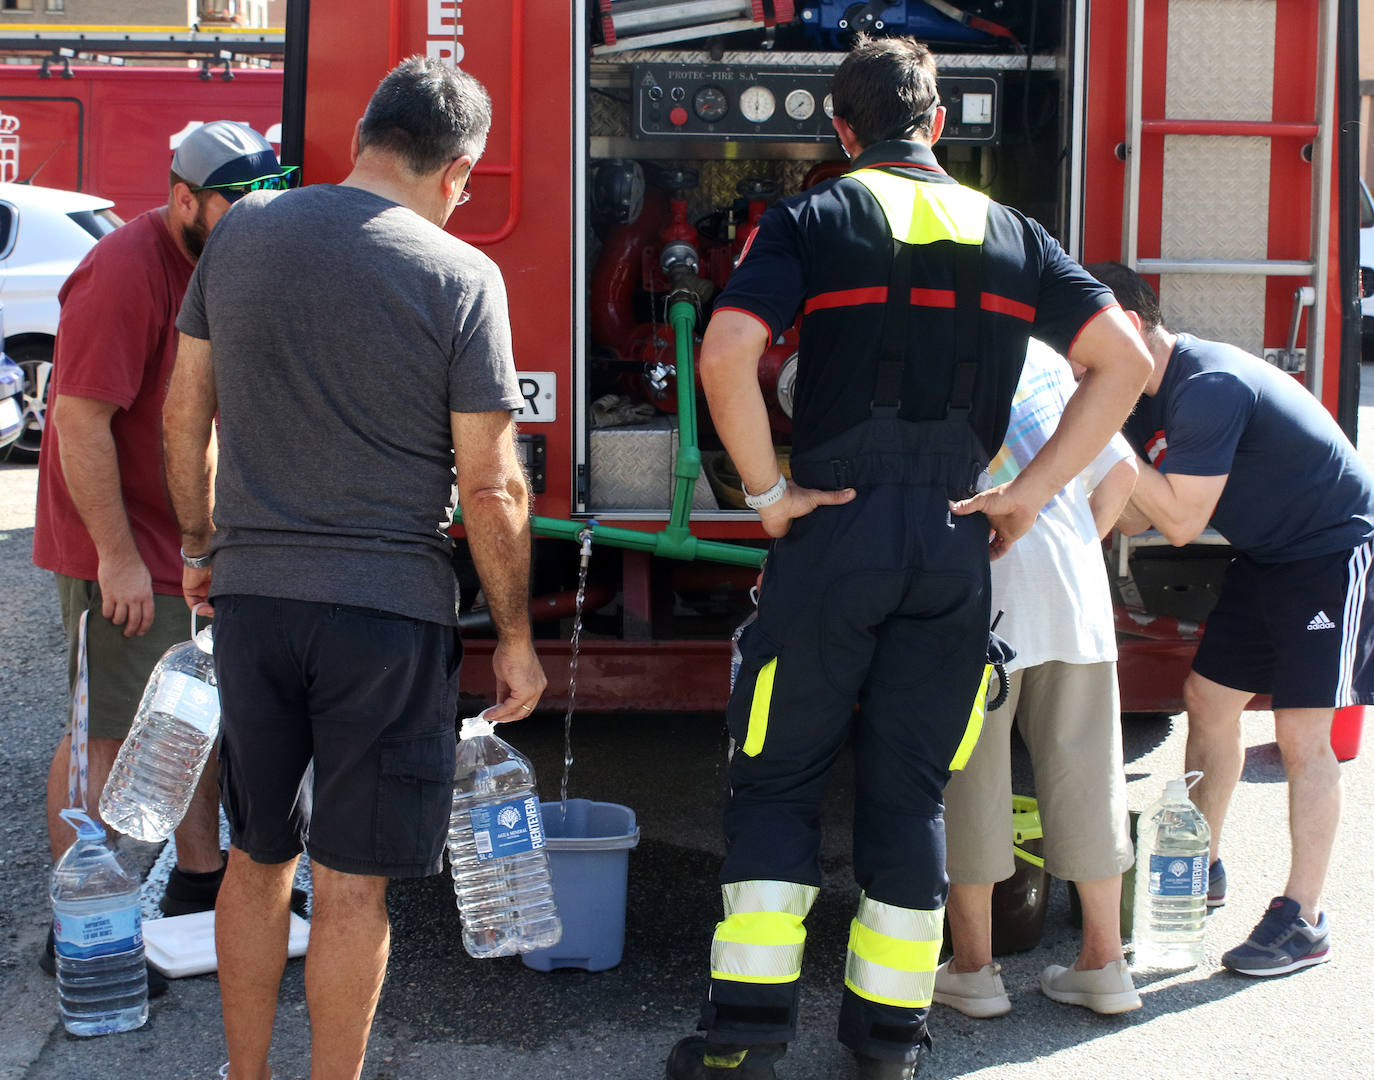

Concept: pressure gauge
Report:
left=962, top=92, right=993, bottom=125
left=822, top=93, right=835, bottom=119
left=739, top=85, right=776, bottom=124
left=784, top=88, right=815, bottom=121
left=693, top=86, right=729, bottom=123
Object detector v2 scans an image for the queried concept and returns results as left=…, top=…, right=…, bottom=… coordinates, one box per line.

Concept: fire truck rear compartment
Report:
left=580, top=37, right=1069, bottom=518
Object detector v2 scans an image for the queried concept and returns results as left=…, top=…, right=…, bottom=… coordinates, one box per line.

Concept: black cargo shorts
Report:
left=212, top=594, right=461, bottom=878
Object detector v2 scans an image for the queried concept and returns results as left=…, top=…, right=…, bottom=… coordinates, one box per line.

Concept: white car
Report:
left=0, top=332, right=22, bottom=450
left=0, top=182, right=122, bottom=460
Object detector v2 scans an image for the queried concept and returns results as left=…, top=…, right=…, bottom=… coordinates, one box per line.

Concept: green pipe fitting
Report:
left=449, top=290, right=767, bottom=571
left=450, top=510, right=766, bottom=569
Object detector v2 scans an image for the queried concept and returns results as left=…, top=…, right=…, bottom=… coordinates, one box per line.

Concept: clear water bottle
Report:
left=1132, top=771, right=1211, bottom=971
left=447, top=713, right=562, bottom=958
left=99, top=609, right=219, bottom=843
left=50, top=809, right=148, bottom=1036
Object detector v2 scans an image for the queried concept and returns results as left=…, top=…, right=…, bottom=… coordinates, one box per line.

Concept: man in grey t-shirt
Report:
left=163, top=58, right=546, bottom=1079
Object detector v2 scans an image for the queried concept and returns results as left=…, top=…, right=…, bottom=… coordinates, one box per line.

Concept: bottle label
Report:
left=468, top=796, right=546, bottom=862
left=1148, top=853, right=1208, bottom=897
left=150, top=670, right=220, bottom=734
left=53, top=902, right=142, bottom=959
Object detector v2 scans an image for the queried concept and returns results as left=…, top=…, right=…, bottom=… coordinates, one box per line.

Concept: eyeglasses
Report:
left=191, top=165, right=302, bottom=201
left=456, top=181, right=472, bottom=207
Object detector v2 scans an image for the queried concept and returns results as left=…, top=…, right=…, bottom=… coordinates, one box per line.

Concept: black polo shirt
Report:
left=714, top=140, right=1116, bottom=456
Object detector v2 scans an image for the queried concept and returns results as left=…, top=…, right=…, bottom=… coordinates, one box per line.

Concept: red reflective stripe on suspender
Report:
left=804, top=287, right=1034, bottom=321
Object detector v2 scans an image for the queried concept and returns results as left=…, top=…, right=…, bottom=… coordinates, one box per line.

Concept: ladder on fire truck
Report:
left=1114, top=0, right=1339, bottom=580
left=1120, top=0, right=1336, bottom=390
left=0, top=24, right=284, bottom=73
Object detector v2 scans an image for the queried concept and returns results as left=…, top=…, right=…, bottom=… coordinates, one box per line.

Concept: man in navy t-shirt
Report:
left=1091, top=262, right=1374, bottom=979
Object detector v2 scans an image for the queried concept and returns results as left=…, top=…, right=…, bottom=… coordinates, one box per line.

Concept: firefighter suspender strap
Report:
left=948, top=240, right=983, bottom=419
left=872, top=239, right=913, bottom=416
left=870, top=238, right=984, bottom=419
left=848, top=168, right=989, bottom=421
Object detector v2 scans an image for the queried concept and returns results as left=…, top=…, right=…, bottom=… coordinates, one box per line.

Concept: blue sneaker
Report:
left=1222, top=896, right=1331, bottom=976
left=1207, top=858, right=1226, bottom=909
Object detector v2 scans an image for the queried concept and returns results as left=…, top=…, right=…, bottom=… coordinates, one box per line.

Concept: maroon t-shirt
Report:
left=33, top=209, right=193, bottom=594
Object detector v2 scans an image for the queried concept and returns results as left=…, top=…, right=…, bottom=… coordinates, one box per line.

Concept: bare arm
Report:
left=699, top=310, right=854, bottom=537
left=1124, top=463, right=1226, bottom=546
left=954, top=306, right=1152, bottom=558
left=1114, top=489, right=1155, bottom=536
left=54, top=393, right=154, bottom=636
left=453, top=409, right=546, bottom=721
left=161, top=333, right=218, bottom=611
left=1088, top=456, right=1138, bottom=540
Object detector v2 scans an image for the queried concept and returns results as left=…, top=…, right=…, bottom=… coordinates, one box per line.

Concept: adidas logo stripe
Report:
left=1308, top=610, right=1336, bottom=631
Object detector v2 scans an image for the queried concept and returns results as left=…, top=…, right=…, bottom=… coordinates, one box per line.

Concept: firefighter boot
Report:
left=665, top=1036, right=786, bottom=1079
left=853, top=1036, right=930, bottom=1079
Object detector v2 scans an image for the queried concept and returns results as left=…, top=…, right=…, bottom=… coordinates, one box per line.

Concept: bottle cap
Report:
left=58, top=808, right=106, bottom=843
left=460, top=717, right=495, bottom=740
left=1164, top=770, right=1203, bottom=802
left=190, top=604, right=214, bottom=653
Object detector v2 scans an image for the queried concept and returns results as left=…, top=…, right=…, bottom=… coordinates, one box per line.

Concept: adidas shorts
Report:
left=1192, top=540, right=1374, bottom=709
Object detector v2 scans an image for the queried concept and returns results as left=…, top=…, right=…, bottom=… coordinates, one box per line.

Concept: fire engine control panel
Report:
left=631, top=64, right=1001, bottom=143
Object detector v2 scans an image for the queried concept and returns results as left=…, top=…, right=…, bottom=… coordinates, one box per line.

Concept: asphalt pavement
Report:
left=3, top=386, right=1374, bottom=1079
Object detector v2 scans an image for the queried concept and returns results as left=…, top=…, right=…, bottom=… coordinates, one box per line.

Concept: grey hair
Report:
left=359, top=56, right=492, bottom=175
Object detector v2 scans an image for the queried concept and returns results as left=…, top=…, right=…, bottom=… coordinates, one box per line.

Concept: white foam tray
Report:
left=143, top=910, right=310, bottom=978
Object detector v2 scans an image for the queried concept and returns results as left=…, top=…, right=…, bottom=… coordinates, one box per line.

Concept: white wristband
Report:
left=743, top=474, right=788, bottom=510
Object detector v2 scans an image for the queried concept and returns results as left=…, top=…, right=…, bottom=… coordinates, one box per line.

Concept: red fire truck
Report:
left=0, top=64, right=282, bottom=219
left=279, top=0, right=1360, bottom=714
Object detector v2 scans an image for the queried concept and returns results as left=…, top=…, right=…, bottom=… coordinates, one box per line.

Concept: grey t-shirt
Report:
left=177, top=184, right=523, bottom=625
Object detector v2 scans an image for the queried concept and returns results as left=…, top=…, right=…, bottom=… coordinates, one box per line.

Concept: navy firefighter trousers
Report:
left=700, top=417, right=993, bottom=1066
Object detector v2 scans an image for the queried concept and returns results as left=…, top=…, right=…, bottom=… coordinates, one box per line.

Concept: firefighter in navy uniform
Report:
left=665, top=36, right=1152, bottom=1080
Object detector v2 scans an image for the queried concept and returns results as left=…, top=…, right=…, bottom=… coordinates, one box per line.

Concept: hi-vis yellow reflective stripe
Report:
left=843, top=893, right=944, bottom=1008
left=948, top=664, right=992, bottom=771
left=849, top=169, right=989, bottom=246
left=741, top=657, right=777, bottom=757
left=711, top=879, right=819, bottom=985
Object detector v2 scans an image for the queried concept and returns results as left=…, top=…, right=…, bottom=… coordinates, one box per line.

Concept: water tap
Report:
left=577, top=522, right=596, bottom=571
left=645, top=360, right=675, bottom=396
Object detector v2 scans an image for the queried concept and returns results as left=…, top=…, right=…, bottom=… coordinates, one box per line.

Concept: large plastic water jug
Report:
left=447, top=713, right=561, bottom=958
left=99, top=606, right=219, bottom=842
left=1132, top=772, right=1210, bottom=970
left=50, top=809, right=148, bottom=1036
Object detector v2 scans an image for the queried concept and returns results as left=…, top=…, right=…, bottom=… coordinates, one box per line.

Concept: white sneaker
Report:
left=932, top=959, right=1012, bottom=1018
left=1039, top=959, right=1142, bottom=1014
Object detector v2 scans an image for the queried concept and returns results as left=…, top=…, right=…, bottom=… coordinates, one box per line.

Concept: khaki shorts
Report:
left=57, top=574, right=194, bottom=741
left=943, top=660, right=1134, bottom=885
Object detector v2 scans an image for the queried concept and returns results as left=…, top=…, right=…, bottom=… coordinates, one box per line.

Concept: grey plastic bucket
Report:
left=521, top=798, right=640, bottom=972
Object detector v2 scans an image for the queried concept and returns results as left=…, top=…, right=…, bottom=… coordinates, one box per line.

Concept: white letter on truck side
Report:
left=427, top=40, right=465, bottom=66
left=429, top=1, right=461, bottom=35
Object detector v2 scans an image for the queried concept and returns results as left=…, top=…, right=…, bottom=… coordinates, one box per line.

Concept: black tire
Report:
left=3, top=340, right=53, bottom=463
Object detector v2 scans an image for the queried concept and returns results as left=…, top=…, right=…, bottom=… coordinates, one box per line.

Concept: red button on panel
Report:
left=669, top=106, right=688, bottom=126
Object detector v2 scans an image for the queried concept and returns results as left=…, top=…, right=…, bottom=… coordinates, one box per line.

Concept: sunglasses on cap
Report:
left=190, top=165, right=302, bottom=202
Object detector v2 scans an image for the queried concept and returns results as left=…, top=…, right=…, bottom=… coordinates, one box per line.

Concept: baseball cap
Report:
left=171, top=121, right=296, bottom=203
